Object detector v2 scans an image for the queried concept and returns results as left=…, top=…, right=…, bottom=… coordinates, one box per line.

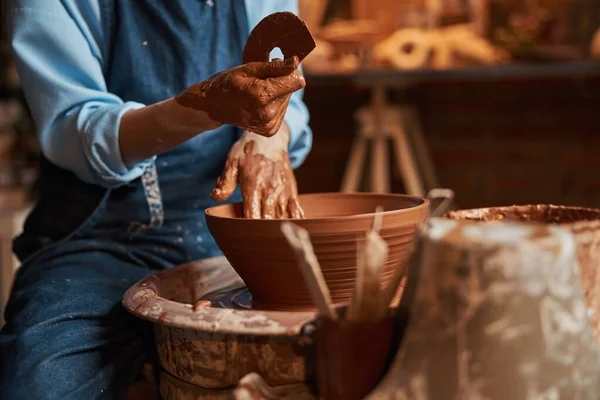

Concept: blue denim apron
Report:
left=14, top=0, right=248, bottom=265
left=1, top=1, right=250, bottom=399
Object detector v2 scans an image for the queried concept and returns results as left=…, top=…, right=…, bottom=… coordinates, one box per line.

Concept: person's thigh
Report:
left=0, top=240, right=159, bottom=400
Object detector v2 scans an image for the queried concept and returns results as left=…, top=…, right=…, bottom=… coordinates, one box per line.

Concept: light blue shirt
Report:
left=6, top=0, right=312, bottom=188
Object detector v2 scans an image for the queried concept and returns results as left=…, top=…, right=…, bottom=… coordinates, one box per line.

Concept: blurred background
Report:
left=1, top=0, right=599, bottom=211
left=295, top=0, right=600, bottom=209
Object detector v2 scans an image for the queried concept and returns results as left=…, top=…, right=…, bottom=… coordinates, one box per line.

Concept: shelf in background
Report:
left=305, top=61, right=600, bottom=86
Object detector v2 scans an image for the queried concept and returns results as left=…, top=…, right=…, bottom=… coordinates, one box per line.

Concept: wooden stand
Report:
left=340, top=86, right=438, bottom=196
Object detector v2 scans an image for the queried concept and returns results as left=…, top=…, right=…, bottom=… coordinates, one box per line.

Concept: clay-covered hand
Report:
left=211, top=126, right=305, bottom=220
left=175, top=56, right=305, bottom=137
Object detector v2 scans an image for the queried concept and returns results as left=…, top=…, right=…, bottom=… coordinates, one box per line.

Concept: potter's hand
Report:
left=175, top=57, right=305, bottom=137
left=211, top=125, right=305, bottom=220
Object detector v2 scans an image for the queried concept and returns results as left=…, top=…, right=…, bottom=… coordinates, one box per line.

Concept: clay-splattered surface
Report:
left=123, top=257, right=316, bottom=389
left=234, top=373, right=314, bottom=400
left=160, top=369, right=234, bottom=400
left=160, top=370, right=315, bottom=400
left=155, top=324, right=310, bottom=389
left=123, top=256, right=315, bottom=335
left=445, top=204, right=600, bottom=224
left=570, top=219, right=600, bottom=345
left=446, top=205, right=600, bottom=344
left=368, top=218, right=600, bottom=399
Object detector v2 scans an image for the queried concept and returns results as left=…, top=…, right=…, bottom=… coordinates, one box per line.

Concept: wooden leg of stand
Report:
left=405, top=108, right=439, bottom=191
left=392, top=125, right=425, bottom=197
left=341, top=135, right=368, bottom=193
left=371, top=135, right=390, bottom=193
left=370, top=86, right=390, bottom=193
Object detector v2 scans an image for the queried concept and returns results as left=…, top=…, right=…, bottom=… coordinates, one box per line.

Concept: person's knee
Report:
left=0, top=359, right=66, bottom=400
left=0, top=329, right=148, bottom=400
left=0, top=250, right=155, bottom=399
left=0, top=296, right=149, bottom=400
left=0, top=383, right=37, bottom=400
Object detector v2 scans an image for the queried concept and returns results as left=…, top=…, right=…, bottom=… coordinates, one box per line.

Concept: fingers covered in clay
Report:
left=282, top=151, right=305, bottom=219
left=211, top=154, right=240, bottom=202
left=251, top=57, right=299, bottom=79
left=175, top=56, right=305, bottom=137
left=212, top=132, right=305, bottom=220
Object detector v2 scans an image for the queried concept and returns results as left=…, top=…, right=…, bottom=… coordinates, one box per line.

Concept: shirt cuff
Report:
left=80, top=101, right=156, bottom=188
left=284, top=99, right=313, bottom=170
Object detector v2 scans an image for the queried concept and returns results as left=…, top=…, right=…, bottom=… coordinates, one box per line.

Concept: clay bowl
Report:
left=205, top=193, right=428, bottom=311
left=444, top=204, right=600, bottom=344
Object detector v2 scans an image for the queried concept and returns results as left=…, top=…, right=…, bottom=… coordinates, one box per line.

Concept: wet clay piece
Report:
left=205, top=193, right=429, bottom=311
left=175, top=58, right=304, bottom=137
left=176, top=12, right=314, bottom=137
left=445, top=204, right=600, bottom=347
left=367, top=218, right=600, bottom=399
left=242, top=12, right=316, bottom=64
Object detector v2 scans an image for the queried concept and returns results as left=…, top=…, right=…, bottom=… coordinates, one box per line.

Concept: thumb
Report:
left=211, top=156, right=239, bottom=202
left=249, top=56, right=300, bottom=79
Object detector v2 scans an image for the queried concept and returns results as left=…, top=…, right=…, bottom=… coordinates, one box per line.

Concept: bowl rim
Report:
left=205, top=192, right=428, bottom=221
left=444, top=204, right=600, bottom=227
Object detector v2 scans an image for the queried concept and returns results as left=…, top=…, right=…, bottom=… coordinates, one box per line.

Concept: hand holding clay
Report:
left=175, top=57, right=305, bottom=137
left=212, top=126, right=305, bottom=220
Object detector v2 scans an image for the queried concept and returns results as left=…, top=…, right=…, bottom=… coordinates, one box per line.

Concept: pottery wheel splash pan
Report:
left=205, top=193, right=429, bottom=311
left=123, top=257, right=316, bottom=391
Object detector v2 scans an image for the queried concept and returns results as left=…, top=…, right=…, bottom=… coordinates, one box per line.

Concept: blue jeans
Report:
left=0, top=234, right=175, bottom=399
left=0, top=163, right=238, bottom=399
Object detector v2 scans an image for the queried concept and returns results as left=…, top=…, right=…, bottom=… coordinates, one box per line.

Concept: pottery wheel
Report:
left=123, top=256, right=317, bottom=391
left=198, top=284, right=254, bottom=310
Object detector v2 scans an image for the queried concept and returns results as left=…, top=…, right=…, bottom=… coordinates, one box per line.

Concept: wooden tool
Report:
left=347, top=207, right=389, bottom=322
left=347, top=237, right=366, bottom=322
left=280, top=222, right=337, bottom=320
left=427, top=188, right=455, bottom=219
left=362, top=231, right=389, bottom=319
left=243, top=12, right=317, bottom=63
left=371, top=205, right=384, bottom=234
left=375, top=188, right=455, bottom=316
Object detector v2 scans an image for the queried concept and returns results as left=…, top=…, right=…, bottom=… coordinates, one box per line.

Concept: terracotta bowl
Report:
left=444, top=204, right=600, bottom=344
left=205, top=193, right=429, bottom=311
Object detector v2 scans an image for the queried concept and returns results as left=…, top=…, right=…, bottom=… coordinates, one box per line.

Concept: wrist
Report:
left=164, top=97, right=222, bottom=133
left=239, top=124, right=290, bottom=158
left=119, top=98, right=223, bottom=167
left=279, top=123, right=291, bottom=145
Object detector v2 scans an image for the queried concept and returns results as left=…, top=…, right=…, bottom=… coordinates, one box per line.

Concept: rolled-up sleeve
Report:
left=7, top=0, right=153, bottom=188
left=284, top=84, right=313, bottom=169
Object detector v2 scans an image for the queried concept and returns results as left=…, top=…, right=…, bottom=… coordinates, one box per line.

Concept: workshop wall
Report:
left=298, top=75, right=600, bottom=209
